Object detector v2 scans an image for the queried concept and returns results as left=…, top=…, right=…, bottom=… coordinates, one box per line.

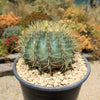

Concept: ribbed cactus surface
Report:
left=20, top=21, right=77, bottom=74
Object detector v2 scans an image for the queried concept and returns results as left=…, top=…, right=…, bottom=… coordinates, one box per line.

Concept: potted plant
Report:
left=13, top=21, right=90, bottom=100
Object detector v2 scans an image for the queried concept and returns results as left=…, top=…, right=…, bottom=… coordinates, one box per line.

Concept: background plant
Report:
left=1, top=1, right=35, bottom=19
left=60, top=20, right=92, bottom=51
left=20, top=11, right=52, bottom=28
left=62, top=7, right=88, bottom=23
left=0, top=13, right=20, bottom=28
left=89, top=24, right=100, bottom=59
left=1, top=26, right=22, bottom=38
left=30, top=0, right=73, bottom=20
left=4, top=36, right=18, bottom=53
left=72, top=30, right=91, bottom=52
left=61, top=7, right=100, bottom=60
left=90, top=37, right=100, bottom=59
left=0, top=39, right=8, bottom=57
left=0, top=28, right=4, bottom=38
left=1, top=0, right=74, bottom=20
left=87, top=6, right=100, bottom=24
left=0, top=0, right=8, bottom=15
left=61, top=7, right=91, bottom=36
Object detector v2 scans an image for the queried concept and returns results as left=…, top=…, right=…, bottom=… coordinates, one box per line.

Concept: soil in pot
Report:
left=16, top=54, right=87, bottom=87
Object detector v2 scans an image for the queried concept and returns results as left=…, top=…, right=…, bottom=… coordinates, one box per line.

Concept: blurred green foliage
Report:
left=30, top=0, right=70, bottom=20
left=0, top=39, right=8, bottom=57
left=0, top=0, right=8, bottom=14
left=1, top=26, right=22, bottom=39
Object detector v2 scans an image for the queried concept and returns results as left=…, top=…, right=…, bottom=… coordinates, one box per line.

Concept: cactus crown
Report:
left=19, top=21, right=78, bottom=75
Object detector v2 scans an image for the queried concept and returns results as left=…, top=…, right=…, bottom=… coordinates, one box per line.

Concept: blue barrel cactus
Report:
left=19, top=21, right=78, bottom=75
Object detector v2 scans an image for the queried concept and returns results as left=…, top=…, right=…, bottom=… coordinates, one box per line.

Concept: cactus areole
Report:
left=20, top=21, right=77, bottom=75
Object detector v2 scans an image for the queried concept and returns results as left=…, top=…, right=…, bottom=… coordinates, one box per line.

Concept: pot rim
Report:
left=13, top=54, right=91, bottom=92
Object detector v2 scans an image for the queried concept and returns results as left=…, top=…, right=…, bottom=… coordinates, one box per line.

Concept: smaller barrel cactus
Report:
left=1, top=26, right=21, bottom=39
left=19, top=21, right=78, bottom=75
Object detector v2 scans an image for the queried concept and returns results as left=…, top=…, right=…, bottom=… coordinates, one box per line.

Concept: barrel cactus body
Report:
left=20, top=21, right=77, bottom=74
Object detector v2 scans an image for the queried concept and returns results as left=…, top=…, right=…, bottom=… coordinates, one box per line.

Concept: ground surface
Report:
left=0, top=61, right=100, bottom=100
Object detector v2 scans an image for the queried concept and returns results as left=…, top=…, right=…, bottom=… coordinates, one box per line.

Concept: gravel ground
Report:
left=0, top=61, right=100, bottom=100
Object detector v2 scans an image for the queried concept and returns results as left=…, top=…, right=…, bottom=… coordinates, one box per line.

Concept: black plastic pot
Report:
left=13, top=55, right=91, bottom=100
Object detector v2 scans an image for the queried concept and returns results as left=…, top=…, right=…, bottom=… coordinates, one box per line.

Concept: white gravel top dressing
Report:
left=16, top=54, right=87, bottom=87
